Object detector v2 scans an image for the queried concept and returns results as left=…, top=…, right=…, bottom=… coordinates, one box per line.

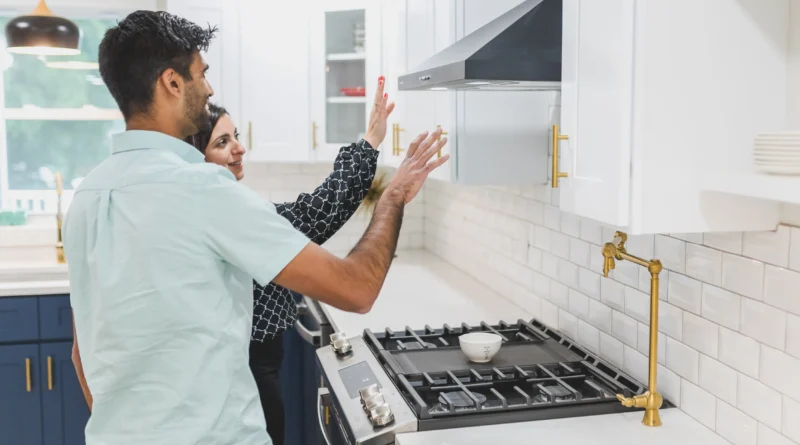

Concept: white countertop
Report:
left=0, top=279, right=70, bottom=297
left=320, top=250, right=533, bottom=337
left=395, top=410, right=729, bottom=445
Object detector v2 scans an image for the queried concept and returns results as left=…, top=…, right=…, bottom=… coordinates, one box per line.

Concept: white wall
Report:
left=423, top=179, right=800, bottom=445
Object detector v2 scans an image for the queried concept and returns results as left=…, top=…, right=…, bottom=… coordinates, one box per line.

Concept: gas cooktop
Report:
left=363, top=318, right=673, bottom=431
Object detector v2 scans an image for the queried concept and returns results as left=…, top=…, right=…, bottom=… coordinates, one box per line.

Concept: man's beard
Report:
left=185, top=87, right=211, bottom=133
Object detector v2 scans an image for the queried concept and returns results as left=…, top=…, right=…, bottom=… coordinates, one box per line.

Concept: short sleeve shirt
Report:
left=63, top=130, right=309, bottom=445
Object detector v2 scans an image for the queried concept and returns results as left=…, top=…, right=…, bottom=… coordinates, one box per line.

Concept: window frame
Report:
left=0, top=0, right=157, bottom=213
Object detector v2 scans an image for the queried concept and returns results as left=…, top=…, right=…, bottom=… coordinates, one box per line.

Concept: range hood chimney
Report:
left=398, top=0, right=562, bottom=92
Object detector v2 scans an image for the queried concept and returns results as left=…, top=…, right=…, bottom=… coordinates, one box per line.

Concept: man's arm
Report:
left=71, top=315, right=93, bottom=411
left=272, top=129, right=448, bottom=313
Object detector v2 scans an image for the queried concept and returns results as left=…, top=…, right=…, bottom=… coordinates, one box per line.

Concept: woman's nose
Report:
left=233, top=141, right=246, bottom=155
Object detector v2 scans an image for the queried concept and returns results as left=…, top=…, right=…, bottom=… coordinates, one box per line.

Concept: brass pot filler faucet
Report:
left=602, top=231, right=664, bottom=427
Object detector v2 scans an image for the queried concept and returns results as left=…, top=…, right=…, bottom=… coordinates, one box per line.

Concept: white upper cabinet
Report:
left=380, top=0, right=408, bottom=168
left=165, top=0, right=241, bottom=121
left=557, top=0, right=789, bottom=234
left=309, top=0, right=382, bottom=161
left=239, top=2, right=310, bottom=162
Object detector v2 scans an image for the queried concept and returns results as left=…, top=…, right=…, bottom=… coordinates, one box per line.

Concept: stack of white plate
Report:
left=754, top=132, right=800, bottom=175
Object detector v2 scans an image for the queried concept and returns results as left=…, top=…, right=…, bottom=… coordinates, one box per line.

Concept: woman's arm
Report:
left=71, top=315, right=93, bottom=411
left=275, top=139, right=379, bottom=245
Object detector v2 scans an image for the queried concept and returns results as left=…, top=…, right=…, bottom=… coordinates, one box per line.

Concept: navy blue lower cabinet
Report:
left=40, top=342, right=89, bottom=445
left=0, top=344, right=44, bottom=445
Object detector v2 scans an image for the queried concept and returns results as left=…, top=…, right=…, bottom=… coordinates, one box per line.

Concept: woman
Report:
left=187, top=79, right=390, bottom=445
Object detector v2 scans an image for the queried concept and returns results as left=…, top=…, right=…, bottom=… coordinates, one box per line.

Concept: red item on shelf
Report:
left=340, top=87, right=366, bottom=96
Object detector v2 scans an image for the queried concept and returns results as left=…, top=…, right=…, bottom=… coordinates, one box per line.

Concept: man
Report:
left=64, top=10, right=448, bottom=445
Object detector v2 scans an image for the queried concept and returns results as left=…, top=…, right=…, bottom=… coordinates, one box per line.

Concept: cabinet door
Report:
left=559, top=0, right=635, bottom=226
left=0, top=297, right=38, bottom=344
left=430, top=0, right=457, bottom=181
left=403, top=0, right=437, bottom=164
left=0, top=344, right=43, bottom=445
left=240, top=2, right=311, bottom=162
left=380, top=0, right=408, bottom=168
left=165, top=0, right=241, bottom=121
left=41, top=342, right=89, bottom=445
left=310, top=0, right=380, bottom=161
left=38, top=295, right=72, bottom=341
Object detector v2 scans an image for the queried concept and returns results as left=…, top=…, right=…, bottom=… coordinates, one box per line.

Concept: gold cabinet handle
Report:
left=248, top=121, right=253, bottom=151
left=312, top=122, right=318, bottom=150
left=47, top=356, right=53, bottom=391
left=392, top=123, right=406, bottom=156
left=436, top=125, right=448, bottom=158
left=552, top=124, right=569, bottom=188
left=25, top=358, right=31, bottom=392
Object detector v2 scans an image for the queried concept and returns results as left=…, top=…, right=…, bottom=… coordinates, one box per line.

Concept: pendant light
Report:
left=5, top=0, right=80, bottom=56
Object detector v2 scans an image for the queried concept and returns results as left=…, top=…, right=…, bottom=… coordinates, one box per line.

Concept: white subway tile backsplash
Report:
left=625, top=286, right=651, bottom=325
left=558, top=259, right=579, bottom=290
left=659, top=301, right=684, bottom=341
left=622, top=345, right=648, bottom=385
left=534, top=226, right=552, bottom=252
left=589, top=299, right=613, bottom=334
left=668, top=273, right=703, bottom=315
left=764, top=265, right=800, bottom=317
left=577, top=321, right=600, bottom=353
left=544, top=205, right=561, bottom=231
left=636, top=324, right=666, bottom=366
left=559, top=310, right=579, bottom=340
left=568, top=289, right=590, bottom=321
left=656, top=235, right=687, bottom=273
left=569, top=238, right=591, bottom=268
left=551, top=232, right=571, bottom=260
left=627, top=234, right=656, bottom=260
left=600, top=332, right=624, bottom=369
left=580, top=218, right=602, bottom=245
left=527, top=246, right=544, bottom=272
left=687, top=243, right=723, bottom=286
left=638, top=268, right=669, bottom=301
left=533, top=271, right=550, bottom=298
left=550, top=281, right=570, bottom=310
left=613, top=260, right=640, bottom=288
left=790, top=227, right=800, bottom=272
left=743, top=226, right=791, bottom=268
left=719, top=327, right=761, bottom=379
left=589, top=244, right=605, bottom=275
left=717, top=402, right=759, bottom=445
left=722, top=254, right=766, bottom=301
left=681, top=380, right=717, bottom=429
left=672, top=233, right=704, bottom=244
left=612, top=310, right=638, bottom=348
left=561, top=212, right=581, bottom=238
left=666, top=336, right=700, bottom=384
left=659, top=364, right=682, bottom=406
left=540, top=299, right=559, bottom=328
left=578, top=268, right=601, bottom=300
left=759, top=424, right=796, bottom=445
left=737, top=374, right=784, bottom=432
left=741, top=298, right=787, bottom=351
left=600, top=278, right=626, bottom=313
left=702, top=284, right=742, bottom=331
left=542, top=252, right=559, bottom=280
left=787, top=315, right=800, bottom=359
left=760, top=346, right=800, bottom=402
left=704, top=232, right=744, bottom=255
left=699, top=354, right=738, bottom=405
left=683, top=312, right=720, bottom=358
left=785, top=396, right=800, bottom=443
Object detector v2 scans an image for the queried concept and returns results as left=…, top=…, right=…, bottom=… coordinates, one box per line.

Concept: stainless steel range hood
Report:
left=398, top=0, right=562, bottom=92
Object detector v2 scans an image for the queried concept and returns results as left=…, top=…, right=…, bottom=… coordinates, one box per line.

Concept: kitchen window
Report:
left=0, top=14, right=124, bottom=214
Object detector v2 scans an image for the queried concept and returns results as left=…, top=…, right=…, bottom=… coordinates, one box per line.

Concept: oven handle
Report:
left=317, top=387, right=333, bottom=445
left=295, top=318, right=321, bottom=347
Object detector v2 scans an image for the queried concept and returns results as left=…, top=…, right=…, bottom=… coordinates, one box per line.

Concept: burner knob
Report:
left=363, top=393, right=386, bottom=411
left=330, top=333, right=352, bottom=355
left=358, top=384, right=380, bottom=401
left=369, top=403, right=395, bottom=428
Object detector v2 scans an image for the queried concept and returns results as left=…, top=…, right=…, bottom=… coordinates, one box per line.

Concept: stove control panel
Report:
left=330, top=332, right=353, bottom=355
left=359, top=384, right=395, bottom=427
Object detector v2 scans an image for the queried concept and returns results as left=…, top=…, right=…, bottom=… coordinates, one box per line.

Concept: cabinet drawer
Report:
left=38, top=295, right=73, bottom=341
left=0, top=297, right=39, bottom=344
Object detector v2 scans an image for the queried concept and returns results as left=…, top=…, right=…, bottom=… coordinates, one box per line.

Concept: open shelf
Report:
left=704, top=173, right=800, bottom=205
left=327, top=96, right=367, bottom=104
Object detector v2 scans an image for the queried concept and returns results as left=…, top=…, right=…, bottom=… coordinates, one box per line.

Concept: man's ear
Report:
left=159, top=68, right=183, bottom=99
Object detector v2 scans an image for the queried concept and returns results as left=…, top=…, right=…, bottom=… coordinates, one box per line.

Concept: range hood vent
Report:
left=398, top=0, right=562, bottom=92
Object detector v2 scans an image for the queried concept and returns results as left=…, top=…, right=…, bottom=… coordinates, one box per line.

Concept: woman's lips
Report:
left=228, top=160, right=243, bottom=167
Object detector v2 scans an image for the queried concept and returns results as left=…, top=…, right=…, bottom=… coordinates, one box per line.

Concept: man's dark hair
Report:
left=99, top=10, right=217, bottom=119
left=186, top=102, right=229, bottom=153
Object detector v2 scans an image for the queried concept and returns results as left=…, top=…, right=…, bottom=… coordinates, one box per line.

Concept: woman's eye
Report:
left=218, top=138, right=227, bottom=146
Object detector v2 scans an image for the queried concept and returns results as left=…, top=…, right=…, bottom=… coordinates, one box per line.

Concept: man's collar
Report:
left=112, top=130, right=204, bottom=163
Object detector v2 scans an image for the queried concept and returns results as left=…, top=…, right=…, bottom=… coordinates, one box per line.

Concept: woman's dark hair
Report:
left=186, top=102, right=228, bottom=153
left=98, top=10, right=216, bottom=120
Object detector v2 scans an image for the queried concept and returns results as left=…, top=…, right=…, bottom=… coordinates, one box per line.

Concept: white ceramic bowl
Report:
left=459, top=332, right=502, bottom=363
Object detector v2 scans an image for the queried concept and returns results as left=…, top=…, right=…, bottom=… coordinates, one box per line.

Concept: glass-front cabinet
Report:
left=310, top=0, right=381, bottom=161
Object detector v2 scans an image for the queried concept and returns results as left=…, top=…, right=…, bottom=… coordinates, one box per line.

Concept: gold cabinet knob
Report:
left=436, top=125, right=448, bottom=158
left=312, top=121, right=318, bottom=150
